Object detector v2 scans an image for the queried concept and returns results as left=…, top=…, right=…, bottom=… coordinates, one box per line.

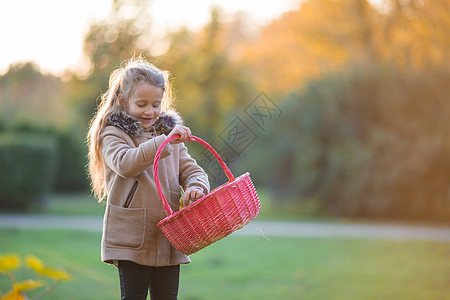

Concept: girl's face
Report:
left=122, top=83, right=163, bottom=130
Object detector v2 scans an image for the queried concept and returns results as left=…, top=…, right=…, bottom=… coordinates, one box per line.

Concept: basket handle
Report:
left=153, top=134, right=235, bottom=216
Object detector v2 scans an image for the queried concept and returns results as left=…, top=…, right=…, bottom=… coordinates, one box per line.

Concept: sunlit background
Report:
left=0, top=0, right=449, bottom=299
left=0, top=0, right=298, bottom=75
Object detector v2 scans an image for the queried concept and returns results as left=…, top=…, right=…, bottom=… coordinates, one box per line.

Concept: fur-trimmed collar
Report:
left=106, top=109, right=183, bottom=136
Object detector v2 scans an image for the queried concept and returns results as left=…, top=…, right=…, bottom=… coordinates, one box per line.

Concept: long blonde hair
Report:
left=87, top=57, right=173, bottom=201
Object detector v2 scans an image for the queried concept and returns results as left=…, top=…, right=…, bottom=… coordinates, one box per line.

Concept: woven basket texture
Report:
left=154, top=135, right=260, bottom=255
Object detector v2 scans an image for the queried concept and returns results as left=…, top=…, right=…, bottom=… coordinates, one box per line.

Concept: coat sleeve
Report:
left=178, top=143, right=210, bottom=194
left=102, top=126, right=173, bottom=178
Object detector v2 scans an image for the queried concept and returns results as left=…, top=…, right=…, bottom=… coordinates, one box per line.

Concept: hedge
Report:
left=0, top=133, right=57, bottom=211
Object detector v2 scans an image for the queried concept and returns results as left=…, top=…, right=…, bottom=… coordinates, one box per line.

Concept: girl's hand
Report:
left=167, top=125, right=193, bottom=144
left=182, top=186, right=204, bottom=207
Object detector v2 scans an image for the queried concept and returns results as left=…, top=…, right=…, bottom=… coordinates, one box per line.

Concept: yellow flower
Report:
left=13, top=280, right=45, bottom=291
left=0, top=255, right=20, bottom=273
left=38, top=268, right=71, bottom=281
left=26, top=255, right=71, bottom=281
left=0, top=290, right=25, bottom=300
left=25, top=256, right=44, bottom=272
left=1, top=280, right=44, bottom=300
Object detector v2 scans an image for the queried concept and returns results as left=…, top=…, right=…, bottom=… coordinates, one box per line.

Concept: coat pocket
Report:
left=104, top=204, right=146, bottom=249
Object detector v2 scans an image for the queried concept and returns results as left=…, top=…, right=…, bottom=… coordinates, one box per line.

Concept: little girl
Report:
left=87, top=58, right=209, bottom=300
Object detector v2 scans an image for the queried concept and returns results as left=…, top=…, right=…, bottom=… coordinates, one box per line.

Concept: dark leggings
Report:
left=118, top=260, right=180, bottom=300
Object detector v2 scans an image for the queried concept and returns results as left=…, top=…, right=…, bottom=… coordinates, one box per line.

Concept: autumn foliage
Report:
left=0, top=0, right=448, bottom=222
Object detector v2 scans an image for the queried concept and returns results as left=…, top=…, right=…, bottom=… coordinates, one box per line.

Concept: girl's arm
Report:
left=102, top=126, right=173, bottom=178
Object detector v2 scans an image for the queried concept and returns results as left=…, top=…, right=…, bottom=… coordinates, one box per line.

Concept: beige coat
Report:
left=100, top=112, right=209, bottom=267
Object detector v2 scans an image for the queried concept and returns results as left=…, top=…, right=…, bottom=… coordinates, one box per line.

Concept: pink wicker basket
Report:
left=153, top=135, right=260, bottom=255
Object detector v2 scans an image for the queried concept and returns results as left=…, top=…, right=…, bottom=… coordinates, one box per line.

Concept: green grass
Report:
left=1, top=229, right=449, bottom=300
left=0, top=229, right=117, bottom=300
left=34, top=192, right=341, bottom=223
left=36, top=193, right=105, bottom=216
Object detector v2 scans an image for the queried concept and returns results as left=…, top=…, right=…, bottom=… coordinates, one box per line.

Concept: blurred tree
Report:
left=84, top=0, right=151, bottom=76
left=0, top=63, right=89, bottom=192
left=244, top=65, right=450, bottom=222
left=378, top=0, right=450, bottom=70
left=244, top=0, right=379, bottom=95
left=244, top=0, right=450, bottom=95
left=158, top=7, right=256, bottom=140
left=0, top=62, right=66, bottom=128
left=72, top=0, right=153, bottom=124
